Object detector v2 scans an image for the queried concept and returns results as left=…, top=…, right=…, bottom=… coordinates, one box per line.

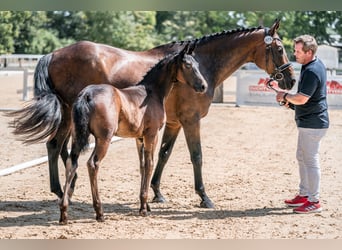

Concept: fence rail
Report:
left=0, top=54, right=43, bottom=69
left=0, top=54, right=42, bottom=101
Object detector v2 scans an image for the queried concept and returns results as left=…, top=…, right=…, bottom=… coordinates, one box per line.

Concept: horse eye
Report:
left=185, top=63, right=192, bottom=69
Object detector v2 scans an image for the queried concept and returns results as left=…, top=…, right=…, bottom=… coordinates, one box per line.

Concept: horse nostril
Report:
left=201, top=84, right=207, bottom=92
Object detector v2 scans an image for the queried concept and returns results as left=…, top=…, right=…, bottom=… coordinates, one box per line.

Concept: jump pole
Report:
left=0, top=136, right=121, bottom=177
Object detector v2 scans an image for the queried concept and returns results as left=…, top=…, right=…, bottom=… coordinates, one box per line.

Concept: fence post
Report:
left=23, top=69, right=28, bottom=101
left=212, top=84, right=223, bottom=103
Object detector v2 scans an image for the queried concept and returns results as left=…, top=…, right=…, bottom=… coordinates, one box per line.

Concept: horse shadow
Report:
left=0, top=199, right=135, bottom=227
left=149, top=205, right=294, bottom=221
left=0, top=199, right=293, bottom=227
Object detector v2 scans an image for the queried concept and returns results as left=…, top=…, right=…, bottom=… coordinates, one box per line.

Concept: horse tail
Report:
left=7, top=53, right=62, bottom=144
left=72, top=90, right=93, bottom=153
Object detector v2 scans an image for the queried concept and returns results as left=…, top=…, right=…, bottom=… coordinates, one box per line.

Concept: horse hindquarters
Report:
left=67, top=85, right=115, bottom=222
left=59, top=93, right=93, bottom=224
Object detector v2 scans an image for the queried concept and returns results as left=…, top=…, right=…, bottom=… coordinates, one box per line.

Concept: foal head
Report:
left=174, top=43, right=208, bottom=93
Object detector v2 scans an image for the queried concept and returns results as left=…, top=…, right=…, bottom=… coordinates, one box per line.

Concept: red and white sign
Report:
left=236, top=70, right=342, bottom=108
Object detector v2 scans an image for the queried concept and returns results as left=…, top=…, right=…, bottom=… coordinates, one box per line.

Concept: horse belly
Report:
left=115, top=120, right=145, bottom=138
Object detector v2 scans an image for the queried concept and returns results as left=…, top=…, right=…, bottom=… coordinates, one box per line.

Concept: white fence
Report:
left=0, top=54, right=43, bottom=101
left=0, top=54, right=43, bottom=69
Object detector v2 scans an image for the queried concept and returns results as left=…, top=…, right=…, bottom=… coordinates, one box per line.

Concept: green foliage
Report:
left=0, top=11, right=15, bottom=54
left=156, top=11, right=238, bottom=43
left=69, top=11, right=158, bottom=50
left=0, top=11, right=341, bottom=57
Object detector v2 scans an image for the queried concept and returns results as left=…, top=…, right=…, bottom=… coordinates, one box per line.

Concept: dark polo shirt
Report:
left=295, top=57, right=329, bottom=129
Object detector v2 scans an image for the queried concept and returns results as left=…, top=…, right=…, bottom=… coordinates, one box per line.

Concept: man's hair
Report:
left=293, top=35, right=318, bottom=54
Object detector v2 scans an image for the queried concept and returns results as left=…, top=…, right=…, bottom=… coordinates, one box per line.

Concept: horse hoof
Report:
left=96, top=215, right=105, bottom=222
left=152, top=195, right=166, bottom=203
left=200, top=199, right=215, bottom=208
left=139, top=209, right=149, bottom=217
left=59, top=217, right=68, bottom=225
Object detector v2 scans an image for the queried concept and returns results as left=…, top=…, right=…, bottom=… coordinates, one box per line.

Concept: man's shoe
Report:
left=284, top=195, right=308, bottom=207
left=293, top=201, right=322, bottom=214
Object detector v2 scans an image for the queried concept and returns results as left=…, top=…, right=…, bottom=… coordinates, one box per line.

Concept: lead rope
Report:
left=265, top=78, right=285, bottom=105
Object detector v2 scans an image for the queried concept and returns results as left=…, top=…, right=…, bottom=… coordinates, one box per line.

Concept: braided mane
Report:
left=169, top=26, right=263, bottom=47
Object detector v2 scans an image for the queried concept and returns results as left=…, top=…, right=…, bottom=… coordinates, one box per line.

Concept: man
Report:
left=276, top=35, right=329, bottom=214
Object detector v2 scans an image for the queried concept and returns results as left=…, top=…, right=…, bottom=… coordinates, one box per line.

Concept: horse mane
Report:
left=163, top=25, right=264, bottom=48
left=137, top=52, right=179, bottom=87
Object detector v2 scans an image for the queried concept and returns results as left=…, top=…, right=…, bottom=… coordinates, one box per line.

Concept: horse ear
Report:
left=269, top=19, right=280, bottom=36
left=188, top=42, right=197, bottom=55
left=180, top=42, right=196, bottom=58
left=183, top=43, right=191, bottom=55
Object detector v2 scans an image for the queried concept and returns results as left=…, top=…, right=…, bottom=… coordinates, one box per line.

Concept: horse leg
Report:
left=59, top=150, right=79, bottom=224
left=182, top=122, right=214, bottom=208
left=135, top=137, right=145, bottom=174
left=151, top=124, right=181, bottom=203
left=135, top=137, right=149, bottom=212
left=87, top=139, right=111, bottom=222
left=139, top=136, right=157, bottom=216
left=136, top=137, right=151, bottom=213
left=46, top=120, right=71, bottom=199
left=59, top=134, right=78, bottom=199
left=46, top=130, right=69, bottom=198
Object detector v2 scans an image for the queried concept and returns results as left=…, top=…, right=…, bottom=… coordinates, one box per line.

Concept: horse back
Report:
left=48, top=41, right=167, bottom=105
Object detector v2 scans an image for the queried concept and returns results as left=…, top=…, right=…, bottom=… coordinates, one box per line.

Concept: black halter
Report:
left=263, top=28, right=292, bottom=106
left=264, top=28, right=292, bottom=82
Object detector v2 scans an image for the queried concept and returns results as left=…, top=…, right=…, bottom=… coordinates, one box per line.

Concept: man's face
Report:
left=293, top=42, right=312, bottom=65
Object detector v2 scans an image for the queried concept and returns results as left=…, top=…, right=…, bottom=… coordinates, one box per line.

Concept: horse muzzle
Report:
left=272, top=63, right=296, bottom=90
left=194, top=80, right=208, bottom=93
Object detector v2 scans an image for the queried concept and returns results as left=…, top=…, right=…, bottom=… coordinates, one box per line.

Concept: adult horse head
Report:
left=253, top=19, right=296, bottom=90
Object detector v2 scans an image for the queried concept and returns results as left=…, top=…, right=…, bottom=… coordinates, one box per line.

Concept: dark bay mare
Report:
left=8, top=19, right=295, bottom=209
left=59, top=44, right=207, bottom=223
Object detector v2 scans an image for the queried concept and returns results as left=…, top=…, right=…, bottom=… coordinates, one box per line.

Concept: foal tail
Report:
left=71, top=89, right=94, bottom=153
left=7, top=53, right=62, bottom=144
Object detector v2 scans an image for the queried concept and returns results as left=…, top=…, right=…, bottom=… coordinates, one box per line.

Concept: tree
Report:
left=0, top=11, right=341, bottom=57
left=156, top=11, right=240, bottom=43
left=46, top=11, right=87, bottom=42
left=0, top=11, right=16, bottom=54
left=8, top=11, right=71, bottom=54
left=76, top=11, right=158, bottom=50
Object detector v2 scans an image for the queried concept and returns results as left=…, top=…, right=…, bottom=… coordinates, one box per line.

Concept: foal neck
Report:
left=139, top=54, right=178, bottom=101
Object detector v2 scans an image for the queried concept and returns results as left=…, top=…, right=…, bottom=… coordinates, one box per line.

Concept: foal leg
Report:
left=139, top=136, right=157, bottom=216
left=135, top=137, right=145, bottom=173
left=87, top=139, right=111, bottom=222
left=182, top=122, right=214, bottom=208
left=60, top=134, right=78, bottom=199
left=135, top=138, right=151, bottom=212
left=151, top=124, right=181, bottom=203
left=59, top=152, right=79, bottom=224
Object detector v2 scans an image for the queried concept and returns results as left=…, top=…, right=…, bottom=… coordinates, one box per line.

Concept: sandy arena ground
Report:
left=0, top=72, right=341, bottom=239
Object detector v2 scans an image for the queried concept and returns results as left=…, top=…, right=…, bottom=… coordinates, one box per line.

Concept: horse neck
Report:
left=193, top=29, right=265, bottom=88
left=148, top=28, right=266, bottom=91
left=141, top=58, right=177, bottom=103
